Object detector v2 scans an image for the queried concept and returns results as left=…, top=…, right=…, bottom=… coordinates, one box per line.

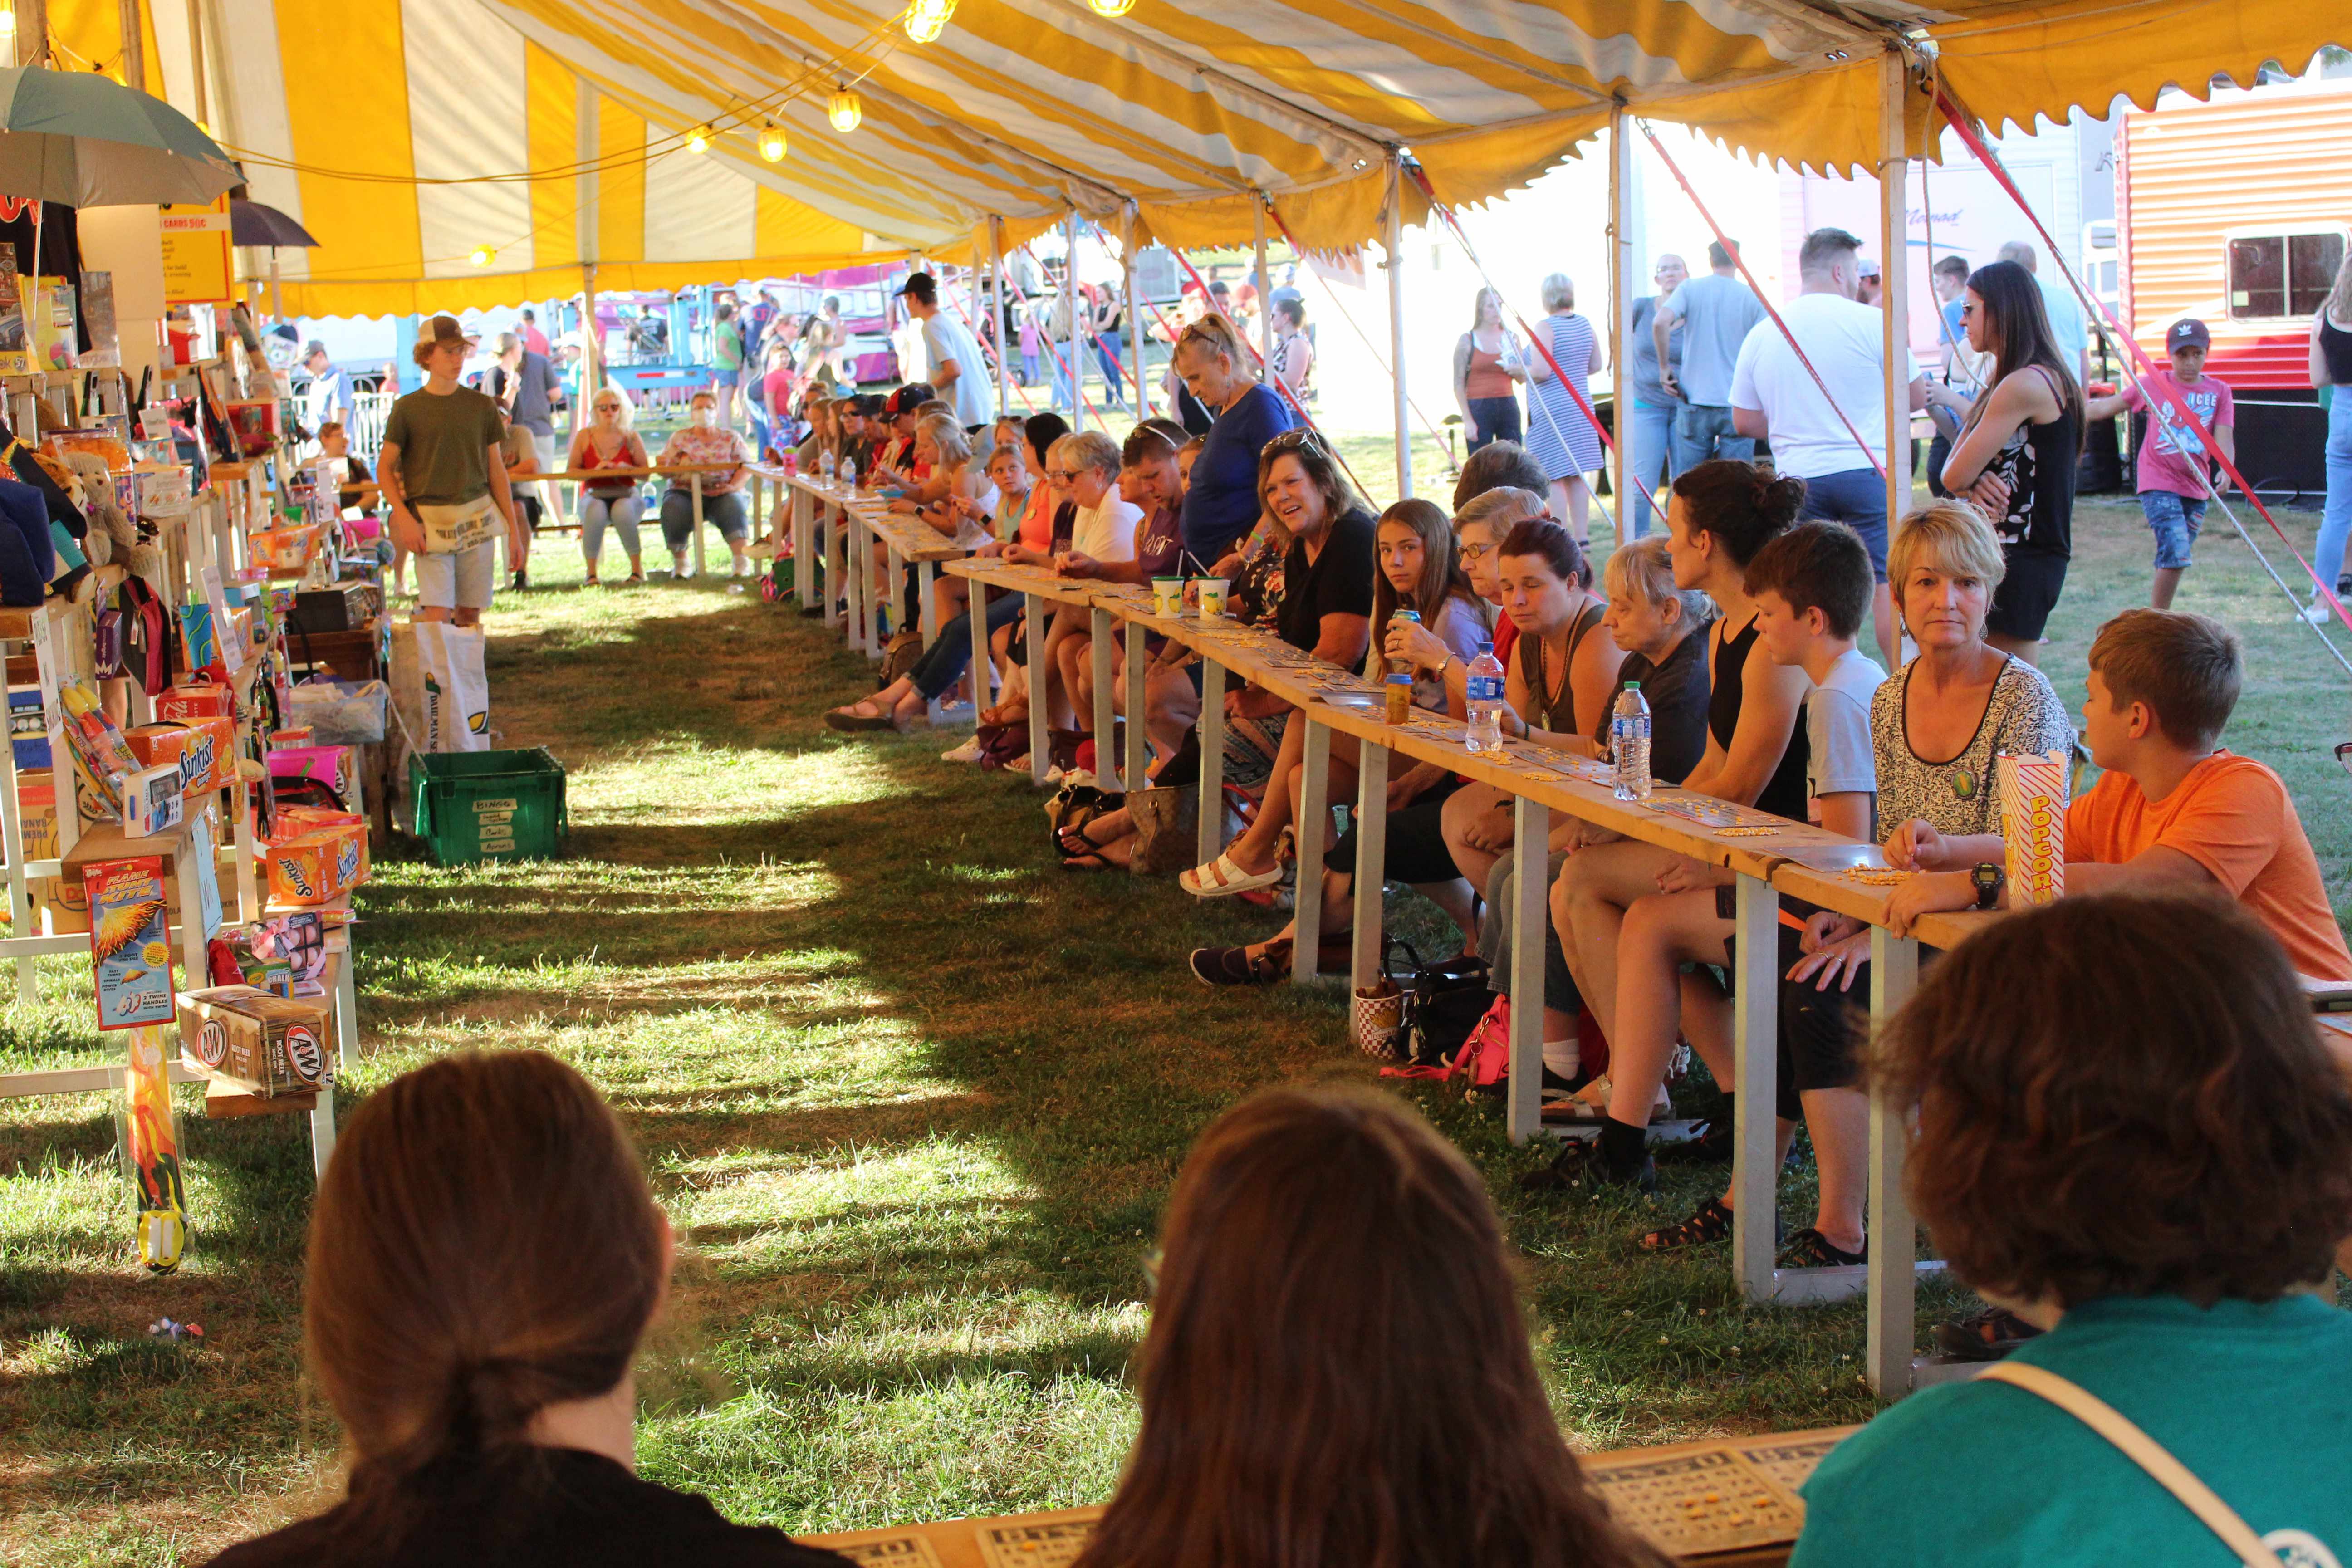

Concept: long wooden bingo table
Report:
left=808, top=1424, right=1857, bottom=1567
left=942, top=559, right=1142, bottom=791
left=1112, top=598, right=1989, bottom=1395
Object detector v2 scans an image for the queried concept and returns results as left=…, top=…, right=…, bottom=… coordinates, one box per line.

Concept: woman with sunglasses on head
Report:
left=1171, top=313, right=1296, bottom=572
left=1071, top=1084, right=1666, bottom=1568
left=1187, top=497, right=1489, bottom=977
left=567, top=387, right=650, bottom=588
left=1179, top=431, right=1375, bottom=903
left=202, top=1050, right=852, bottom=1568
left=1931, top=259, right=2082, bottom=664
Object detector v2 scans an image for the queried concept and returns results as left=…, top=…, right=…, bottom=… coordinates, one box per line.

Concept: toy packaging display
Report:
left=120, top=762, right=185, bottom=836
left=83, top=855, right=173, bottom=1030
left=55, top=676, right=142, bottom=798
left=121, top=1024, right=188, bottom=1272
left=176, top=983, right=334, bottom=1098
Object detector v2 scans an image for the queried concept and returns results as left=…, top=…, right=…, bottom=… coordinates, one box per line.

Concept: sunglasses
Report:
left=1263, top=428, right=1326, bottom=458
left=1046, top=469, right=1081, bottom=482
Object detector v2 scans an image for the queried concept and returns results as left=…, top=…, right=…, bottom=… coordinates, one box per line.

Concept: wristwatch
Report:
left=1970, top=862, right=2005, bottom=910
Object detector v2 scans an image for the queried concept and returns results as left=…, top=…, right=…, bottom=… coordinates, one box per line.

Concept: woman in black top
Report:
left=206, top=1051, right=850, bottom=1568
left=1936, top=259, right=2082, bottom=664
left=1538, top=461, right=1808, bottom=1193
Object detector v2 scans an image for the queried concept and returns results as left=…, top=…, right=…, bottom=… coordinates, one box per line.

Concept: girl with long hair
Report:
left=206, top=1051, right=848, bottom=1568
left=1454, top=285, right=1529, bottom=453
left=2305, top=247, right=2352, bottom=621
left=1934, top=258, right=2082, bottom=663
left=1073, top=1084, right=1665, bottom=1568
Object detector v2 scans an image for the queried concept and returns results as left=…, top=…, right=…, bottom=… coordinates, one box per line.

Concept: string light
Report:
left=828, top=88, right=863, bottom=133
left=469, top=245, right=496, bottom=267
left=903, top=0, right=955, bottom=44
left=686, top=124, right=713, bottom=154
left=758, top=122, right=787, bottom=162
left=1086, top=0, right=1135, bottom=14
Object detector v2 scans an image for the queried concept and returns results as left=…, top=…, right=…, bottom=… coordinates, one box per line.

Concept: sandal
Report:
left=1188, top=936, right=1293, bottom=987
left=623, top=572, right=646, bottom=587
left=1056, top=822, right=1113, bottom=870
left=1179, top=848, right=1285, bottom=898
left=1934, top=1305, right=2043, bottom=1361
left=1638, top=1197, right=1736, bottom=1252
left=583, top=573, right=600, bottom=589
left=1778, top=1228, right=1867, bottom=1269
left=823, top=700, right=900, bottom=733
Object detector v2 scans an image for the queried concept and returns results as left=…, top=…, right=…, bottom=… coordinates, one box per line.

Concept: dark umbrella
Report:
left=0, top=65, right=237, bottom=206
left=230, top=199, right=320, bottom=250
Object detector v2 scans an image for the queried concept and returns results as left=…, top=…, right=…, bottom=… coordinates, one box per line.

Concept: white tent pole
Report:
left=117, top=0, right=143, bottom=88
left=1253, top=194, right=1272, bottom=379
left=1122, top=204, right=1145, bottom=418
left=990, top=215, right=1009, bottom=412
left=1878, top=49, right=1910, bottom=544
left=1065, top=209, right=1083, bottom=433
left=1610, top=107, right=1632, bottom=544
left=1385, top=155, right=1412, bottom=500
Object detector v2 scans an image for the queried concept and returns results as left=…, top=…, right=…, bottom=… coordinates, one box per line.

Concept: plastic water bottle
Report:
left=818, top=448, right=833, bottom=485
left=1612, top=682, right=1653, bottom=800
left=1464, top=641, right=1506, bottom=753
left=1386, top=609, right=1419, bottom=726
left=840, top=456, right=858, bottom=493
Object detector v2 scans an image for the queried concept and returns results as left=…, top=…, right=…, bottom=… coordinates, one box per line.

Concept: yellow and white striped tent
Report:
left=43, top=0, right=2350, bottom=317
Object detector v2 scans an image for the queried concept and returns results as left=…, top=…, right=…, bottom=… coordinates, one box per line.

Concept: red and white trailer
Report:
left=2117, top=78, right=2350, bottom=501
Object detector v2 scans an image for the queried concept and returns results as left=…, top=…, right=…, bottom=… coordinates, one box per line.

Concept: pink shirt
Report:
left=2117, top=368, right=2234, bottom=499
left=659, top=425, right=752, bottom=495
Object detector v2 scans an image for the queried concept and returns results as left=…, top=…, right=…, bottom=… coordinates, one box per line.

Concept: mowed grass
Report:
left=1, top=464, right=2347, bottom=1565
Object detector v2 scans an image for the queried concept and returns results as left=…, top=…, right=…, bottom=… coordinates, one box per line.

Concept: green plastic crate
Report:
left=408, top=747, right=568, bottom=865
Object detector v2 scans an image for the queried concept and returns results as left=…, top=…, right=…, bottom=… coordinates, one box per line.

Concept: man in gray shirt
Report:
left=898, top=270, right=995, bottom=429
left=1654, top=239, right=1767, bottom=474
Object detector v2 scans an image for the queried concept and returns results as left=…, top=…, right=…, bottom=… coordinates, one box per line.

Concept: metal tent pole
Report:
left=1611, top=107, right=1634, bottom=543
left=1253, top=194, right=1273, bottom=378
left=1122, top=204, right=1146, bottom=418
left=1065, top=210, right=1083, bottom=433
left=1384, top=156, right=1413, bottom=500
left=989, top=216, right=1010, bottom=413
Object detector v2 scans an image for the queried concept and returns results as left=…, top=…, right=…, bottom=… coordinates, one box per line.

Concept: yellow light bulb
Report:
left=828, top=89, right=863, bottom=134
left=903, top=0, right=955, bottom=44
left=758, top=122, right=787, bottom=162
left=1087, top=0, right=1135, bottom=14
left=469, top=245, right=495, bottom=268
left=686, top=125, right=712, bottom=154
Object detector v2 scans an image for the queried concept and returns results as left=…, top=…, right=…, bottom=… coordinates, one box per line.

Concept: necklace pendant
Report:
left=1950, top=767, right=1977, bottom=800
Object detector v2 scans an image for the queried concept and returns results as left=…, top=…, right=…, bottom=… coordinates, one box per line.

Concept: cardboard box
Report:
left=170, top=715, right=236, bottom=794
left=120, top=763, right=185, bottom=837
left=176, top=984, right=333, bottom=1097
left=264, top=819, right=366, bottom=905
left=85, top=856, right=172, bottom=1030
left=154, top=683, right=233, bottom=722
left=123, top=723, right=191, bottom=779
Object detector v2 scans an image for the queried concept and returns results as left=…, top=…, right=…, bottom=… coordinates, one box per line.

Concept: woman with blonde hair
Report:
left=1524, top=273, right=1607, bottom=544
left=203, top=1051, right=850, bottom=1567
left=1072, top=1084, right=1665, bottom=1568
left=566, top=386, right=649, bottom=588
left=1453, top=285, right=1529, bottom=453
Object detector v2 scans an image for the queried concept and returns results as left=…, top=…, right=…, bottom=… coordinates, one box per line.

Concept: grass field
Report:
left=1, top=465, right=2346, bottom=1565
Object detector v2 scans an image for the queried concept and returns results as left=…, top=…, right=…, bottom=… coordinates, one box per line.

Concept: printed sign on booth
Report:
left=160, top=198, right=233, bottom=306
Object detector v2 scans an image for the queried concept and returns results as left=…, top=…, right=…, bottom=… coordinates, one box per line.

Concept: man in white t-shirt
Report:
left=1999, top=240, right=2090, bottom=389
left=1730, top=226, right=1926, bottom=670
left=898, top=270, right=995, bottom=431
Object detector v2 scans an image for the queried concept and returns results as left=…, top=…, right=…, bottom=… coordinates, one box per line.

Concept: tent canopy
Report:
left=47, top=0, right=2347, bottom=315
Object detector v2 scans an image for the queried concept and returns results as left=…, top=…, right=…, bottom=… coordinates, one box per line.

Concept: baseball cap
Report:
left=2166, top=318, right=2211, bottom=351
left=886, top=383, right=936, bottom=417
left=895, top=270, right=938, bottom=305
left=412, top=314, right=476, bottom=352
left=1857, top=257, right=1881, bottom=279
left=303, top=339, right=328, bottom=359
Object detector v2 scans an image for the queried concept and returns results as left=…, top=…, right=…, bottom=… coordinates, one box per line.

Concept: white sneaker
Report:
left=2302, top=598, right=2337, bottom=625
left=941, top=736, right=984, bottom=763
left=674, top=557, right=696, bottom=580
left=734, top=558, right=756, bottom=578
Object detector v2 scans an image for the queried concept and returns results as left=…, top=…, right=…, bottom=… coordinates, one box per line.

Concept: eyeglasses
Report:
left=1046, top=469, right=1080, bottom=482
left=1263, top=428, right=1326, bottom=458
left=1460, top=541, right=1497, bottom=560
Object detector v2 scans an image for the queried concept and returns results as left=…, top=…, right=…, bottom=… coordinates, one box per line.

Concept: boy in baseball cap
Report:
left=2087, top=317, right=2234, bottom=609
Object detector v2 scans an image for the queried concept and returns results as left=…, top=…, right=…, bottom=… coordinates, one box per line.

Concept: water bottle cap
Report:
left=1478, top=641, right=1494, bottom=654
left=1624, top=681, right=1640, bottom=691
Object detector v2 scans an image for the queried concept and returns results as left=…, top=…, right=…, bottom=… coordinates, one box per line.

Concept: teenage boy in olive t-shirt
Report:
left=379, top=314, right=516, bottom=627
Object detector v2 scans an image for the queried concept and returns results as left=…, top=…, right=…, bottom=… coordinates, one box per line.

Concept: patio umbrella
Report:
left=0, top=66, right=238, bottom=208
left=230, top=199, right=320, bottom=250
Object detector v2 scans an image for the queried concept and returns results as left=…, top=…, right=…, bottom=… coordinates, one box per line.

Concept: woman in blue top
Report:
left=1794, top=893, right=2352, bottom=1568
left=1173, top=313, right=1295, bottom=571
left=1523, top=272, right=1607, bottom=547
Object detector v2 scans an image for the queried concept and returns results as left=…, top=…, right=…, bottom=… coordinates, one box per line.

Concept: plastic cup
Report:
left=1152, top=576, right=1184, bottom=616
left=1195, top=577, right=1229, bottom=618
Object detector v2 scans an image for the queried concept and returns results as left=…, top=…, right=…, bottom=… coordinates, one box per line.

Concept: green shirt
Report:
left=382, top=385, right=506, bottom=507
left=1793, top=1295, right=2352, bottom=1567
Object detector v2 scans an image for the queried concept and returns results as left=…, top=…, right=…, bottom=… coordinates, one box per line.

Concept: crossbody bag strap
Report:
left=1978, top=1362, right=2280, bottom=1567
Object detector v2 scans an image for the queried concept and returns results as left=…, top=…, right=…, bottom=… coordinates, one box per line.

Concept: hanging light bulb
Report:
left=1086, top=0, right=1135, bottom=15
left=469, top=245, right=496, bottom=268
left=902, top=0, right=955, bottom=44
left=828, top=88, right=863, bottom=133
left=686, top=124, right=713, bottom=154
left=758, top=121, right=787, bottom=162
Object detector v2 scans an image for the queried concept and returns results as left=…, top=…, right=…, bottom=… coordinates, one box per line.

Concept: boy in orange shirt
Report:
left=1888, top=608, right=2352, bottom=982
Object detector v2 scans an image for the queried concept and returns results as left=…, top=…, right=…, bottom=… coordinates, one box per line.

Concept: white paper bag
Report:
left=415, top=495, right=501, bottom=555
left=412, top=620, right=490, bottom=752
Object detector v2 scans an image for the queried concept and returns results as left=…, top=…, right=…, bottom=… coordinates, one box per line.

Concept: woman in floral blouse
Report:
left=656, top=389, right=756, bottom=580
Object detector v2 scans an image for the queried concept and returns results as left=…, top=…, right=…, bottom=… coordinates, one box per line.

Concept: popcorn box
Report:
left=264, top=820, right=367, bottom=906
left=176, top=984, right=333, bottom=1097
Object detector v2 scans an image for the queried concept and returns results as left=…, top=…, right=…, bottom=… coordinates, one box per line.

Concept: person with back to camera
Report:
left=1790, top=893, right=2352, bottom=1568
left=1070, top=1082, right=1668, bottom=1568
left=1931, top=259, right=2082, bottom=664
left=202, top=1049, right=852, bottom=1568
left=1653, top=240, right=1767, bottom=475
left=1522, top=273, right=1607, bottom=545
left=1624, top=253, right=1688, bottom=539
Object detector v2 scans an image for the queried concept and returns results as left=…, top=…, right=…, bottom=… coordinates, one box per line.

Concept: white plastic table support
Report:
left=1024, top=592, right=1050, bottom=787
left=1867, top=927, right=1922, bottom=1394
left=1290, top=720, right=1333, bottom=985
left=794, top=487, right=818, bottom=611
left=820, top=495, right=841, bottom=627
left=689, top=474, right=707, bottom=579
left=1196, top=660, right=1227, bottom=867
left=1087, top=606, right=1121, bottom=791
left=966, top=578, right=995, bottom=712
left=1504, top=795, right=1550, bottom=1143
left=1122, top=619, right=1147, bottom=793
left=1730, top=872, right=1782, bottom=1302
left=1348, top=740, right=1388, bottom=998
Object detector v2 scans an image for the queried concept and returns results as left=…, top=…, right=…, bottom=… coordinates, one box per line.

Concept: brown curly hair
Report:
left=1872, top=892, right=2352, bottom=1310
